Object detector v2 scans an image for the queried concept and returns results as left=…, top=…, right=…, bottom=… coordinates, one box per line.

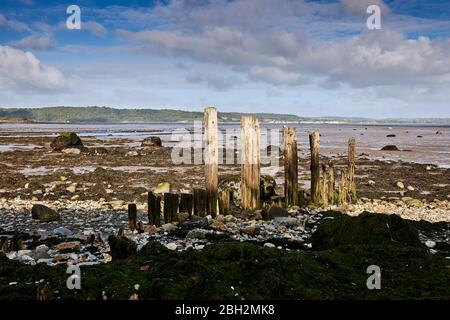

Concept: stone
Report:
left=126, top=151, right=139, bottom=157
left=154, top=182, right=170, bottom=194
left=108, top=235, right=137, bottom=260
left=62, top=148, right=81, bottom=155
left=141, top=136, right=162, bottom=147
left=50, top=132, right=83, bottom=151
left=407, top=186, right=415, bottom=191
left=165, top=242, right=178, bottom=251
left=161, top=223, right=178, bottom=232
left=66, top=184, right=77, bottom=193
left=186, top=228, right=209, bottom=239
left=386, top=134, right=396, bottom=137
left=425, top=240, right=436, bottom=248
left=241, top=225, right=259, bottom=235
left=273, top=217, right=299, bottom=227
left=31, top=204, right=60, bottom=222
left=264, top=243, right=276, bottom=248
left=367, top=180, right=376, bottom=186
left=56, top=241, right=81, bottom=251
left=53, top=227, right=73, bottom=236
left=396, top=181, right=405, bottom=189
left=224, top=215, right=236, bottom=223
left=381, top=145, right=400, bottom=151
left=210, top=220, right=227, bottom=231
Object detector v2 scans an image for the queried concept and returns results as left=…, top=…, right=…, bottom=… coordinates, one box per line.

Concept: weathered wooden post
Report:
left=327, top=161, right=335, bottom=205
left=283, top=126, right=298, bottom=207
left=128, top=203, right=137, bottom=231
left=241, top=116, right=260, bottom=210
left=204, top=107, right=218, bottom=217
left=179, top=193, right=193, bottom=218
left=193, top=188, right=207, bottom=217
left=218, top=189, right=230, bottom=215
left=309, top=131, right=320, bottom=205
left=320, top=164, right=328, bottom=207
left=337, top=170, right=348, bottom=205
left=347, top=138, right=356, bottom=202
left=148, top=191, right=161, bottom=226
left=163, top=193, right=179, bottom=223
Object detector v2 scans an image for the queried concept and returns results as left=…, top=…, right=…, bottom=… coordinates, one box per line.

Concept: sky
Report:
left=0, top=0, right=450, bottom=118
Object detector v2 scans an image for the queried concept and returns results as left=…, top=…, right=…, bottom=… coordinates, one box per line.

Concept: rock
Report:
left=224, top=215, right=236, bottom=223
left=144, top=225, right=159, bottom=233
left=161, top=223, right=178, bottom=232
left=186, top=228, right=209, bottom=239
left=241, top=225, right=259, bottom=235
left=108, top=235, right=137, bottom=260
left=273, top=217, right=299, bottom=227
left=56, top=241, right=81, bottom=251
left=126, top=151, right=139, bottom=157
left=62, top=148, right=81, bottom=155
left=264, top=243, right=276, bottom=248
left=381, top=145, right=400, bottom=151
left=386, top=134, right=396, bottom=137
left=367, top=180, right=376, bottom=186
left=111, top=200, right=125, bottom=207
left=210, top=220, right=227, bottom=232
left=93, top=147, right=108, bottom=154
left=18, top=249, right=33, bottom=257
left=407, top=186, right=415, bottom=191
left=154, top=182, right=170, bottom=194
left=66, top=184, right=77, bottom=193
left=141, top=136, right=162, bottom=147
left=178, top=212, right=190, bottom=224
left=165, top=242, right=178, bottom=251
left=396, top=181, right=405, bottom=189
left=311, top=212, right=423, bottom=250
left=267, top=205, right=289, bottom=219
left=31, top=204, right=60, bottom=222
left=50, top=132, right=83, bottom=151
left=53, top=227, right=73, bottom=237
left=425, top=240, right=436, bottom=248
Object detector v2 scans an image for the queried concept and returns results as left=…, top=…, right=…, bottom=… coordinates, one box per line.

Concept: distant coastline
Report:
left=0, top=106, right=449, bottom=125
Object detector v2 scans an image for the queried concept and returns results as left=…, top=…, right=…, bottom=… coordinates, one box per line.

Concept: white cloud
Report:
left=0, top=46, right=67, bottom=91
left=11, top=34, right=53, bottom=50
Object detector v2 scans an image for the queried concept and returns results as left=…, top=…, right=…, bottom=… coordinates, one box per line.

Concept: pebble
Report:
left=264, top=243, right=276, bottom=248
left=165, top=242, right=178, bottom=251
left=425, top=240, right=436, bottom=248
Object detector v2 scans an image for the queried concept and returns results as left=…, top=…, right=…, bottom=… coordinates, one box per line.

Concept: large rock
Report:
left=141, top=136, right=162, bottom=147
left=108, top=235, right=137, bottom=260
left=31, top=204, right=60, bottom=222
left=50, top=132, right=83, bottom=151
left=311, top=212, right=423, bottom=250
left=381, top=145, right=400, bottom=151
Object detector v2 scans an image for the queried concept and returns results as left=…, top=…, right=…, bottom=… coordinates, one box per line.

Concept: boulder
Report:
left=381, top=145, right=400, bottom=151
left=267, top=204, right=289, bottom=219
left=50, top=132, right=83, bottom=151
left=141, top=136, right=162, bottom=147
left=108, top=235, right=137, bottom=260
left=311, top=212, right=423, bottom=250
left=31, top=204, right=60, bottom=222
left=62, top=148, right=81, bottom=155
left=56, top=241, right=81, bottom=251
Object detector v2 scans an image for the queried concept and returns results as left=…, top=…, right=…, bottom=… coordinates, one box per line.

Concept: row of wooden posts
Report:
left=130, top=107, right=357, bottom=227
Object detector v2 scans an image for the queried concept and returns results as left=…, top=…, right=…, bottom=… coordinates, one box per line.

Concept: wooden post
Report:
left=241, top=116, right=260, bottom=210
left=283, top=126, right=298, bottom=207
left=136, top=221, right=145, bottom=234
left=309, top=131, right=320, bottom=205
left=337, top=170, right=348, bottom=205
left=163, top=193, right=179, bottom=223
left=193, top=188, right=207, bottom=217
left=218, top=189, right=230, bottom=215
left=347, top=138, right=356, bottom=202
left=298, top=189, right=305, bottom=207
left=327, top=161, right=335, bottom=205
left=204, top=107, right=218, bottom=217
left=148, top=191, right=161, bottom=226
left=320, top=164, right=328, bottom=207
left=128, top=203, right=137, bottom=231
left=179, top=193, right=193, bottom=218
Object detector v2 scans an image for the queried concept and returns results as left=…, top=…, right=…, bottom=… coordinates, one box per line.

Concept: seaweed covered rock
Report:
left=31, top=204, right=60, bottom=222
left=219, top=174, right=277, bottom=207
left=141, top=136, right=162, bottom=147
left=108, top=235, right=137, bottom=260
left=311, top=212, right=423, bottom=250
left=50, top=132, right=83, bottom=151
left=381, top=145, right=399, bottom=151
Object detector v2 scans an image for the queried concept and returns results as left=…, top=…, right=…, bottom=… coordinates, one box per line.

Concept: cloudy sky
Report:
left=1, top=0, right=449, bottom=118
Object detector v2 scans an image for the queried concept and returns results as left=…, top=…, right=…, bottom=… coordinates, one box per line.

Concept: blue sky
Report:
left=1, top=0, right=450, bottom=118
